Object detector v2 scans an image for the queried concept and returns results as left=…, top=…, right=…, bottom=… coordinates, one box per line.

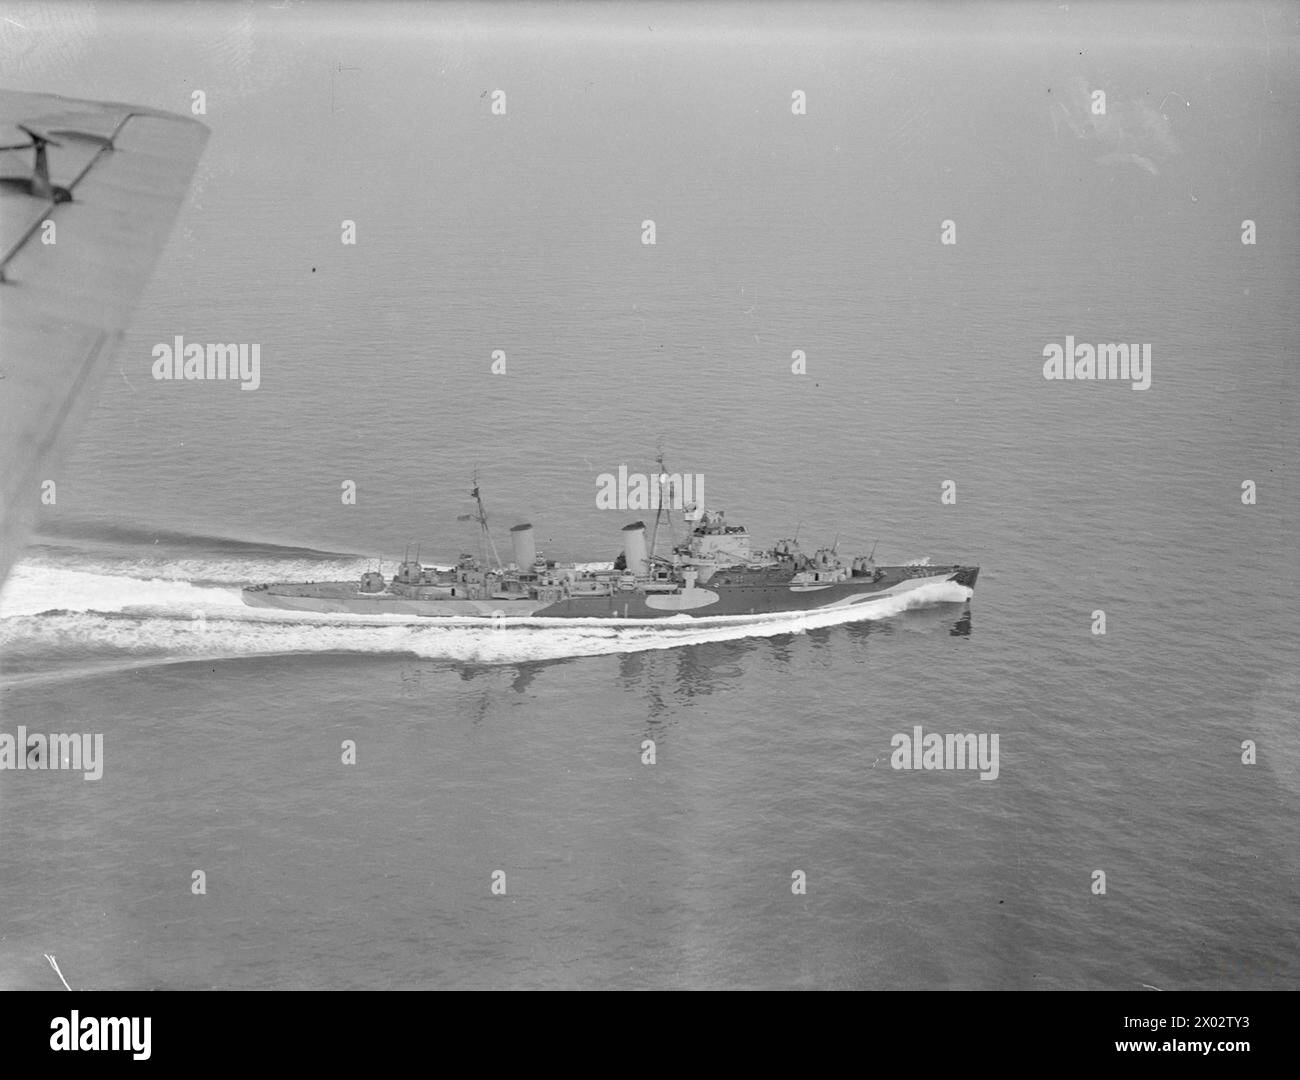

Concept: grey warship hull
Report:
left=241, top=480, right=978, bottom=622
left=242, top=563, right=979, bottom=620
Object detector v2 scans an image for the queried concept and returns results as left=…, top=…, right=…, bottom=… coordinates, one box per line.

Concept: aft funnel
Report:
left=510, top=523, right=536, bottom=570
left=621, top=520, right=648, bottom=577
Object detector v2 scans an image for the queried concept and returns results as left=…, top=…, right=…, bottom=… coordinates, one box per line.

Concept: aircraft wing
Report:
left=0, top=89, right=208, bottom=588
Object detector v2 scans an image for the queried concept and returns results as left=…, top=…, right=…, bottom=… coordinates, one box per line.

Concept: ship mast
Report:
left=470, top=470, right=503, bottom=570
left=648, top=448, right=664, bottom=563
left=648, top=445, right=678, bottom=565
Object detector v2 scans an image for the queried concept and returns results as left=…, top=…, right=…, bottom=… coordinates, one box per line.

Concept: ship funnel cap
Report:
left=621, top=521, right=649, bottom=576
left=509, top=522, right=537, bottom=570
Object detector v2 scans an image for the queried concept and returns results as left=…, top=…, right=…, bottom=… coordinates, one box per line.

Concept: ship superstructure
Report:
left=242, top=475, right=978, bottom=620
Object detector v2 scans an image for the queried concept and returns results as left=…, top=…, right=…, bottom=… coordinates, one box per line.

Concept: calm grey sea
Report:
left=0, top=3, right=1295, bottom=989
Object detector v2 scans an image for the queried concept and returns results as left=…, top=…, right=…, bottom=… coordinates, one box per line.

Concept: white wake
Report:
left=0, top=558, right=972, bottom=669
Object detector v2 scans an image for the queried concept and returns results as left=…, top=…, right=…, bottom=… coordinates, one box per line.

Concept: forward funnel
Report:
left=510, top=523, right=536, bottom=570
left=621, top=520, right=648, bottom=577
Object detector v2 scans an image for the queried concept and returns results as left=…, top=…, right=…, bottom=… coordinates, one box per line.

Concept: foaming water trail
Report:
left=0, top=545, right=972, bottom=675
left=0, top=566, right=247, bottom=617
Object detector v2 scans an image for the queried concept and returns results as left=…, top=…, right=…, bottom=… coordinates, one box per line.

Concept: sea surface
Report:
left=0, top=3, right=1295, bottom=989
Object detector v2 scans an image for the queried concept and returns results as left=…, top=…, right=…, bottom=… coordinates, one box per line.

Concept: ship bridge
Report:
left=686, top=510, right=752, bottom=565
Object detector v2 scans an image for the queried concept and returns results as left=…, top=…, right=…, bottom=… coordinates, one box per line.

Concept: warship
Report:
left=242, top=477, right=979, bottom=621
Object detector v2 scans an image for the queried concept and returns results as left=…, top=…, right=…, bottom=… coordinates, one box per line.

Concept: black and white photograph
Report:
left=0, top=0, right=1295, bottom=1026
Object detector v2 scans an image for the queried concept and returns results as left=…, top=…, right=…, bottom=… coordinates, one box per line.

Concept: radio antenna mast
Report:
left=649, top=445, right=668, bottom=562
left=471, top=469, right=503, bottom=570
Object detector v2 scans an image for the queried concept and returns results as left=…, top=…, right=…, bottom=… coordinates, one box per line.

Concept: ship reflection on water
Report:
left=396, top=603, right=973, bottom=727
left=622, top=602, right=973, bottom=708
